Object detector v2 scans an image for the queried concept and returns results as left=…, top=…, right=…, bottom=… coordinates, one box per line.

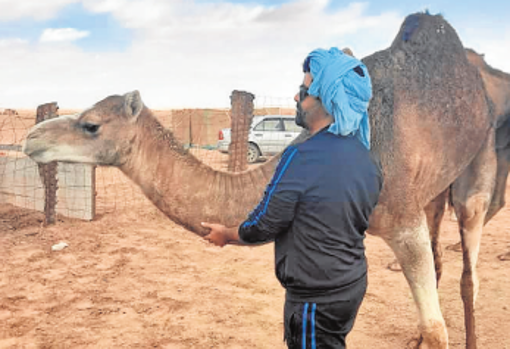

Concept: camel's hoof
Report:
left=406, top=336, right=422, bottom=349
left=446, top=241, right=462, bottom=252
left=498, top=251, right=510, bottom=261
left=387, top=259, right=402, bottom=272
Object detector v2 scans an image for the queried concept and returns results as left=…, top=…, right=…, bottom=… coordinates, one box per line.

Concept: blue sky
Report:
left=0, top=0, right=509, bottom=109
left=0, top=3, right=132, bottom=52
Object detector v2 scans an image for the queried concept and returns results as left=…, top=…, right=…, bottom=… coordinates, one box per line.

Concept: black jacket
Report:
left=239, top=128, right=383, bottom=302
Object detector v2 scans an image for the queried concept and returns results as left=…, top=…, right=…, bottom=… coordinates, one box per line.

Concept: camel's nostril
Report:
left=25, top=133, right=38, bottom=144
left=22, top=131, right=41, bottom=155
left=21, top=140, right=31, bottom=155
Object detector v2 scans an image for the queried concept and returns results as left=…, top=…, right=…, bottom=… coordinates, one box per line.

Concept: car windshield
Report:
left=254, top=118, right=282, bottom=131
left=283, top=119, right=301, bottom=132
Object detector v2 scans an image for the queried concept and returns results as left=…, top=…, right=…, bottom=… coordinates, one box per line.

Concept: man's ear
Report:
left=124, top=90, right=144, bottom=121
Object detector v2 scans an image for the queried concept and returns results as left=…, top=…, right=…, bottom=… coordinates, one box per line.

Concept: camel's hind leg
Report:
left=451, top=129, right=496, bottom=349
left=385, top=215, right=448, bottom=349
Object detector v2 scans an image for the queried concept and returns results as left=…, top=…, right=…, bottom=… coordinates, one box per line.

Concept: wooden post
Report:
left=36, top=102, right=59, bottom=225
left=228, top=91, right=255, bottom=172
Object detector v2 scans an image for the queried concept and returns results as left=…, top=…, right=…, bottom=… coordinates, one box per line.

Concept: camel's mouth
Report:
left=23, top=133, right=97, bottom=164
left=22, top=139, right=56, bottom=164
left=23, top=123, right=51, bottom=161
left=22, top=136, right=43, bottom=159
left=22, top=114, right=88, bottom=163
left=23, top=146, right=44, bottom=161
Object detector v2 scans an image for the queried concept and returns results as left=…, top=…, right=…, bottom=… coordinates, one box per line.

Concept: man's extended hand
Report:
left=201, top=222, right=239, bottom=247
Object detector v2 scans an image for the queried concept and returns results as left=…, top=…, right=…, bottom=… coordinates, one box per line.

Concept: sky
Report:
left=0, top=0, right=509, bottom=110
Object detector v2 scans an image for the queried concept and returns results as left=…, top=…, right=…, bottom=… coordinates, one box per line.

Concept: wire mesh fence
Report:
left=0, top=108, right=96, bottom=222
left=0, top=109, right=42, bottom=217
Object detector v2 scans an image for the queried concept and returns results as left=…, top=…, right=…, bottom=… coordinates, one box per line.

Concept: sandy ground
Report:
left=1, top=169, right=510, bottom=349
left=1, top=110, right=509, bottom=348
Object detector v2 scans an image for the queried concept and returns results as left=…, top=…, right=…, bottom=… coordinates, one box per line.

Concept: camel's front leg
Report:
left=385, top=215, right=448, bottom=349
left=387, top=190, right=447, bottom=287
left=450, top=128, right=496, bottom=349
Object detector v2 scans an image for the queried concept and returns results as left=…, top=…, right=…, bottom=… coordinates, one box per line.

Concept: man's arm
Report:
left=237, top=146, right=304, bottom=244
left=202, top=146, right=306, bottom=247
left=201, top=223, right=244, bottom=247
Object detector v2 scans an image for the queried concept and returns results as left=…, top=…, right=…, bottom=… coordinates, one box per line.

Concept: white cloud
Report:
left=4, top=1, right=509, bottom=111
left=459, top=25, right=510, bottom=73
left=0, top=38, right=28, bottom=47
left=1, top=0, right=403, bottom=109
left=0, top=0, right=78, bottom=21
left=82, top=0, right=397, bottom=47
left=40, top=28, right=90, bottom=42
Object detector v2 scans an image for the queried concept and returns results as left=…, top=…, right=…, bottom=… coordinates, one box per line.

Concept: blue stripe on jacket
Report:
left=311, top=303, right=317, bottom=349
left=302, top=303, right=309, bottom=349
left=242, top=146, right=298, bottom=228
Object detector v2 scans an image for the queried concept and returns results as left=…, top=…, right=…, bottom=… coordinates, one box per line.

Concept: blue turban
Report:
left=305, top=47, right=372, bottom=149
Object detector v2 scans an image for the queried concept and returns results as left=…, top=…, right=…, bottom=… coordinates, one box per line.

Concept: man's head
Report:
left=295, top=47, right=372, bottom=148
left=294, top=70, right=332, bottom=134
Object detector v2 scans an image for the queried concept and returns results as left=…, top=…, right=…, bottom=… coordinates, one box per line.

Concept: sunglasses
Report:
left=299, top=84, right=309, bottom=101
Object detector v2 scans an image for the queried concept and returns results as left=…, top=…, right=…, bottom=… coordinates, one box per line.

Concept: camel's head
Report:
left=23, top=90, right=144, bottom=166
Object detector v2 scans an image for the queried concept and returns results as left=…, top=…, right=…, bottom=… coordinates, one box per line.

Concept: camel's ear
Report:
left=342, top=47, right=354, bottom=57
left=124, top=90, right=144, bottom=121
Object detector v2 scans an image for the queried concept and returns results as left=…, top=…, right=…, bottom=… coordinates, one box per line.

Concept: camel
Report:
left=491, top=117, right=510, bottom=261
left=465, top=48, right=510, bottom=225
left=446, top=49, right=510, bottom=261
left=23, top=13, right=494, bottom=349
left=387, top=48, right=510, bottom=270
left=360, top=14, right=495, bottom=349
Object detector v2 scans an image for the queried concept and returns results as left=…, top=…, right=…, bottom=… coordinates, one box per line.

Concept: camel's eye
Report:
left=82, top=123, right=100, bottom=134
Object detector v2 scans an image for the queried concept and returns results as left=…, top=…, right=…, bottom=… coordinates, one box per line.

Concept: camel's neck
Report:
left=479, top=67, right=510, bottom=124
left=499, top=78, right=510, bottom=121
left=493, top=76, right=510, bottom=124
left=119, top=111, right=278, bottom=236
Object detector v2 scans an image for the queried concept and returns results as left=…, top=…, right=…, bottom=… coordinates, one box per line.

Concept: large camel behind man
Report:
left=432, top=49, right=510, bottom=265
left=465, top=48, right=510, bottom=225
left=23, top=13, right=495, bottom=349
left=389, top=48, right=510, bottom=270
left=404, top=48, right=510, bottom=269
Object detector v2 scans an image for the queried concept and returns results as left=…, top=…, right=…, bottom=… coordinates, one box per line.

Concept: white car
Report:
left=217, top=115, right=302, bottom=163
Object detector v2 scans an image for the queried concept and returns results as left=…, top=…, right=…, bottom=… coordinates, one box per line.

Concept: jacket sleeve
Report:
left=239, top=146, right=306, bottom=244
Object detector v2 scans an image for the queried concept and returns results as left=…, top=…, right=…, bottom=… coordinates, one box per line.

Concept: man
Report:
left=201, top=47, right=382, bottom=348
